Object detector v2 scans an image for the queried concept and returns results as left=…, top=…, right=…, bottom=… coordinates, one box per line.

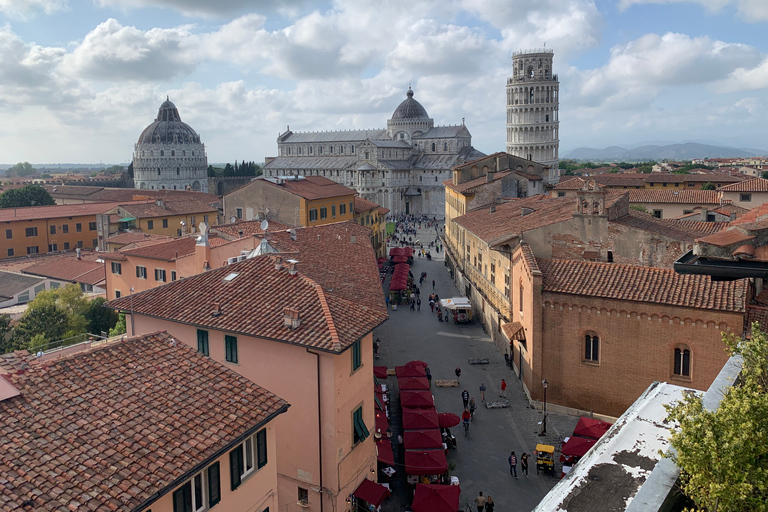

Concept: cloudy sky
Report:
left=1, top=0, right=768, bottom=164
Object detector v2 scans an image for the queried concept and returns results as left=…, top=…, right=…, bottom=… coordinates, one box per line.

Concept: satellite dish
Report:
left=230, top=216, right=237, bottom=223
left=260, top=220, right=269, bottom=231
left=199, top=222, right=208, bottom=236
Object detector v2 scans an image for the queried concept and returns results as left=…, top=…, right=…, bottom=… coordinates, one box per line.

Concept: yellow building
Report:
left=354, top=197, right=389, bottom=257
left=223, top=175, right=356, bottom=227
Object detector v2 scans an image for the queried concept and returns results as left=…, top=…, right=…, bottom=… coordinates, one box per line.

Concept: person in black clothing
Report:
left=455, top=366, right=461, bottom=383
left=461, top=389, right=469, bottom=409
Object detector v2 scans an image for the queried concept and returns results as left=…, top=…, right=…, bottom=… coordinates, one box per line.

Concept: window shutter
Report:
left=208, top=462, right=221, bottom=506
left=136, top=267, right=141, bottom=278
left=230, top=445, right=243, bottom=490
left=172, top=482, right=192, bottom=512
left=257, top=430, right=268, bottom=468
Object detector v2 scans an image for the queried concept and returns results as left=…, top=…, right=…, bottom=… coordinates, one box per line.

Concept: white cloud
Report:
left=0, top=0, right=67, bottom=19
left=619, top=0, right=768, bottom=22
left=93, top=0, right=309, bottom=18
left=720, top=57, right=768, bottom=91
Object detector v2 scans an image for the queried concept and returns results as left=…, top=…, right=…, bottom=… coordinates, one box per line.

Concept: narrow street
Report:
left=376, top=223, right=578, bottom=512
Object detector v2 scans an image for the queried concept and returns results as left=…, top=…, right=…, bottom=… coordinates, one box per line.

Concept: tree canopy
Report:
left=5, top=162, right=36, bottom=177
left=0, top=184, right=56, bottom=208
left=664, top=323, right=768, bottom=512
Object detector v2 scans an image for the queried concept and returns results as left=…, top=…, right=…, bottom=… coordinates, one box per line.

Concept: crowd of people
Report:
left=386, top=214, right=444, bottom=255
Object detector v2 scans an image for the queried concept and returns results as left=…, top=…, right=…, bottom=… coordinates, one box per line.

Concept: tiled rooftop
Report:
left=354, top=196, right=381, bottom=214
left=214, top=219, right=291, bottom=238
left=628, top=189, right=722, bottom=204
left=111, top=235, right=231, bottom=261
left=106, top=232, right=172, bottom=245
left=263, top=176, right=356, bottom=201
left=0, top=331, right=288, bottom=511
left=119, top=198, right=218, bottom=219
left=22, top=257, right=105, bottom=285
left=719, top=177, right=768, bottom=192
left=444, top=171, right=515, bottom=194
left=538, top=258, right=747, bottom=312
left=0, top=201, right=131, bottom=223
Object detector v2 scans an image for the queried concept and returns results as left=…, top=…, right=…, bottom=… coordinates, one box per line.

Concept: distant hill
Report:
left=564, top=143, right=765, bottom=161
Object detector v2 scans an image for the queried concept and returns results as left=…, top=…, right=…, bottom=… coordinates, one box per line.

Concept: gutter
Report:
left=306, top=348, right=325, bottom=512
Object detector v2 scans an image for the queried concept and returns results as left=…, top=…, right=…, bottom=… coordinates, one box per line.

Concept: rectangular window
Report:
left=352, top=340, right=362, bottom=371
left=340, top=203, right=346, bottom=215
left=236, top=208, right=243, bottom=219
left=204, top=215, right=209, bottom=224
left=7, top=248, right=14, bottom=257
left=147, top=220, right=154, bottom=230
left=89, top=222, right=97, bottom=231
left=163, top=219, right=169, bottom=228
left=27, top=246, right=39, bottom=255
left=320, top=207, right=327, bottom=220
left=111, top=262, right=122, bottom=274
left=155, top=268, right=166, bottom=282
left=557, top=191, right=566, bottom=197
left=229, top=430, right=267, bottom=490
left=5, top=229, right=11, bottom=239
left=331, top=204, right=336, bottom=218
left=48, top=244, right=58, bottom=252
left=584, top=335, right=599, bottom=362
left=207, top=462, right=221, bottom=507
left=171, top=270, right=177, bottom=281
left=197, top=329, right=209, bottom=356
left=741, top=193, right=752, bottom=202
left=353, top=406, right=369, bottom=445
left=349, top=201, right=353, bottom=213
left=225, top=335, right=238, bottom=363
left=136, top=266, right=147, bottom=279
left=76, top=223, right=82, bottom=232
left=172, top=463, right=218, bottom=512
left=77, top=240, right=83, bottom=248
left=50, top=225, right=56, bottom=235
left=298, top=488, right=309, bottom=506
left=25, top=227, right=38, bottom=237
left=62, top=224, right=68, bottom=234
left=92, top=239, right=98, bottom=247
left=63, top=242, right=70, bottom=250
left=309, top=208, right=318, bottom=222
left=115, top=290, right=121, bottom=298
left=652, top=210, right=662, bottom=219
left=256, top=429, right=267, bottom=468
left=674, top=348, right=691, bottom=377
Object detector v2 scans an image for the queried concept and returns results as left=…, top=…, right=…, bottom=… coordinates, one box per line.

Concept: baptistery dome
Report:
left=133, top=98, right=208, bottom=192
left=391, top=87, right=430, bottom=120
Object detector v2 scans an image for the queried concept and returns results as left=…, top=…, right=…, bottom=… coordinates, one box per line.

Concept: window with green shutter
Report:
left=352, top=340, right=361, bottom=371
left=257, top=429, right=267, bottom=468
left=197, top=330, right=209, bottom=356
left=225, top=335, right=238, bottom=363
left=352, top=406, right=368, bottom=445
left=207, top=462, right=221, bottom=507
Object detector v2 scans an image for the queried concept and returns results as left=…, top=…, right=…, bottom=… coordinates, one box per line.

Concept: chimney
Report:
left=274, top=256, right=283, bottom=271
left=76, top=248, right=81, bottom=260
left=490, top=203, right=496, bottom=213
left=156, top=199, right=165, bottom=209
left=350, top=235, right=357, bottom=244
left=212, top=302, right=222, bottom=317
left=283, top=307, right=301, bottom=330
left=486, top=171, right=495, bottom=183
left=195, top=233, right=211, bottom=272
left=287, top=259, right=299, bottom=275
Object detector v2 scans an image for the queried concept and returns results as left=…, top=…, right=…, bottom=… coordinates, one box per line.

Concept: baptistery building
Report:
left=133, top=99, right=208, bottom=192
left=263, top=88, right=485, bottom=217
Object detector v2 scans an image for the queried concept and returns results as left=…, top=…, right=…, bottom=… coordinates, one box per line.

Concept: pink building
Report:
left=0, top=331, right=288, bottom=512
left=108, top=221, right=389, bottom=512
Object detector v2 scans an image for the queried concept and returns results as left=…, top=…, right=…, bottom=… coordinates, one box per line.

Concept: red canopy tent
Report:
left=561, top=436, right=597, bottom=457
left=403, top=429, right=443, bottom=450
left=402, top=247, right=414, bottom=257
left=400, top=390, right=434, bottom=408
left=573, top=417, right=612, bottom=440
left=396, top=365, right=426, bottom=378
left=402, top=409, right=439, bottom=430
left=374, top=391, right=385, bottom=411
left=352, top=478, right=391, bottom=508
left=411, top=483, right=461, bottom=512
left=406, top=360, right=428, bottom=368
left=437, top=412, right=461, bottom=428
left=398, top=376, right=429, bottom=390
left=389, top=247, right=405, bottom=257
left=374, top=366, right=388, bottom=379
left=375, top=410, right=388, bottom=435
left=405, top=450, right=448, bottom=475
left=376, top=439, right=394, bottom=465
left=393, top=255, right=408, bottom=263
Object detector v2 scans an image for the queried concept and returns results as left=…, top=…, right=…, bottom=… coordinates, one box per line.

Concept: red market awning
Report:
left=352, top=478, right=391, bottom=507
left=437, top=412, right=461, bottom=428
left=402, top=247, right=414, bottom=257
left=404, top=429, right=443, bottom=450
left=376, top=439, right=395, bottom=465
left=375, top=410, right=388, bottom=435
left=374, top=366, right=388, bottom=379
left=412, top=483, right=461, bottom=512
left=402, top=408, right=439, bottom=430
left=406, top=360, right=428, bottom=368
left=389, top=247, right=404, bottom=257
left=396, top=365, right=426, bottom=378
left=561, top=436, right=597, bottom=457
left=393, top=255, right=408, bottom=263
left=400, top=390, right=434, bottom=409
left=405, top=450, right=448, bottom=475
left=573, top=417, right=612, bottom=440
left=398, top=376, right=430, bottom=391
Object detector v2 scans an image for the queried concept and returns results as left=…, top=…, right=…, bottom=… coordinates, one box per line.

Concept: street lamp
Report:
left=539, top=379, right=548, bottom=436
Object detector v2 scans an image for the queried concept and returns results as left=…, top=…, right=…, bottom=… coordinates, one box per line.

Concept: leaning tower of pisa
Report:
left=506, top=48, right=560, bottom=183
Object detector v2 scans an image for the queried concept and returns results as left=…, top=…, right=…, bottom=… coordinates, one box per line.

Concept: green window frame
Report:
left=197, top=329, right=209, bottom=356
left=352, top=340, right=361, bottom=371
left=352, top=406, right=368, bottom=445
left=225, top=335, right=238, bottom=363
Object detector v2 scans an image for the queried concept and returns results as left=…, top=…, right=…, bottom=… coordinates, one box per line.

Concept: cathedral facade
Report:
left=133, top=99, right=208, bottom=192
left=263, top=88, right=485, bottom=217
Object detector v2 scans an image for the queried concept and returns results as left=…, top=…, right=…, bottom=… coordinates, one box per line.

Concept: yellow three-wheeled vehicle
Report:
left=535, top=444, right=555, bottom=474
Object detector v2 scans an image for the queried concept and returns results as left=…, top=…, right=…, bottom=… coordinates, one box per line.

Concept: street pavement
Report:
left=376, top=223, right=578, bottom=512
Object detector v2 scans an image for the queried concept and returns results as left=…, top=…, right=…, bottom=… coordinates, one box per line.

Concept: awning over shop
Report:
left=573, top=417, right=612, bottom=440
left=404, top=429, right=443, bottom=450
left=400, top=390, right=434, bottom=409
left=439, top=297, right=471, bottom=310
left=396, top=365, right=426, bottom=378
left=374, top=366, right=388, bottom=379
left=412, top=483, right=461, bottom=512
left=561, top=436, right=597, bottom=457
left=402, top=408, right=439, bottom=430
left=376, top=439, right=395, bottom=465
left=405, top=450, right=448, bottom=475
left=398, top=376, right=430, bottom=391
left=352, top=478, right=391, bottom=507
left=117, top=217, right=136, bottom=222
left=502, top=321, right=526, bottom=341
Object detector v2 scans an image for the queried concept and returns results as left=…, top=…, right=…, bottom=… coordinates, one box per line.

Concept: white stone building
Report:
left=133, top=99, right=208, bottom=192
left=263, top=88, right=485, bottom=217
left=506, top=49, right=560, bottom=183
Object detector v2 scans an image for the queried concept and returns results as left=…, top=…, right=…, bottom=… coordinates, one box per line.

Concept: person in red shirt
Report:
left=462, top=409, right=471, bottom=431
left=500, top=379, right=507, bottom=398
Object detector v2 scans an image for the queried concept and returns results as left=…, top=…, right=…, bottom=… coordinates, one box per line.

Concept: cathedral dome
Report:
left=137, top=98, right=202, bottom=145
left=391, top=87, right=430, bottom=120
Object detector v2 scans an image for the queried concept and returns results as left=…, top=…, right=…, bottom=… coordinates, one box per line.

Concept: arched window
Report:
left=674, top=347, right=691, bottom=377
left=584, top=332, right=599, bottom=362
left=443, top=142, right=448, bottom=151
left=176, top=168, right=180, bottom=176
left=431, top=143, right=436, bottom=152
left=160, top=150, right=164, bottom=156
left=518, top=278, right=524, bottom=313
left=182, top=150, right=186, bottom=156
left=157, top=168, right=161, bottom=176
left=171, top=150, right=175, bottom=156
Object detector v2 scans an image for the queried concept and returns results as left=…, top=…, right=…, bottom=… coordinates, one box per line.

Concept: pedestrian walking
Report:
left=521, top=453, right=529, bottom=478
left=410, top=298, right=415, bottom=311
left=461, top=389, right=469, bottom=409
left=437, top=309, right=443, bottom=322
left=469, top=398, right=476, bottom=419
left=485, top=496, right=494, bottom=512
left=429, top=299, right=435, bottom=312
left=500, top=378, right=507, bottom=398
left=385, top=295, right=389, bottom=309
left=432, top=279, right=435, bottom=290
left=479, top=382, right=486, bottom=402
left=425, top=366, right=432, bottom=388
left=455, top=367, right=461, bottom=384
left=474, top=492, right=486, bottom=512
left=417, top=298, right=421, bottom=311
left=509, top=451, right=518, bottom=478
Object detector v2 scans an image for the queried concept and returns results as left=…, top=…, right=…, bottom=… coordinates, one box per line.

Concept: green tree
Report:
left=127, top=162, right=134, bottom=178
left=0, top=314, right=20, bottom=354
left=6, top=162, right=36, bottom=177
left=103, top=165, right=124, bottom=175
left=13, top=301, right=68, bottom=350
left=761, top=171, right=768, bottom=180
left=109, top=313, right=127, bottom=337
left=207, top=165, right=216, bottom=177
left=0, top=184, right=56, bottom=208
left=85, top=297, right=119, bottom=335
left=702, top=182, right=716, bottom=190
left=223, top=163, right=234, bottom=177
left=664, top=323, right=768, bottom=512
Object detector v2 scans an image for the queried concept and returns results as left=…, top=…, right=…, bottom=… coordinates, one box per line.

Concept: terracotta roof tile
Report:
left=719, top=177, right=768, bottom=192
left=354, top=196, right=381, bottom=214
left=214, top=219, right=292, bottom=238
left=117, top=235, right=229, bottom=261
left=22, top=257, right=105, bottom=285
left=554, top=177, right=588, bottom=190
left=696, top=229, right=755, bottom=247
left=0, top=331, right=287, bottom=511
left=727, top=203, right=768, bottom=227
left=444, top=171, right=515, bottom=193
left=628, top=189, right=721, bottom=204
left=713, top=204, right=749, bottom=217
left=119, top=198, right=217, bottom=219
left=106, top=232, right=172, bottom=245
left=0, top=201, right=133, bottom=223
left=262, top=176, right=356, bottom=201
left=663, top=220, right=729, bottom=237
left=538, top=258, right=747, bottom=312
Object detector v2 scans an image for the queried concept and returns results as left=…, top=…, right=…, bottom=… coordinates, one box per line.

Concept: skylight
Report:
left=223, top=272, right=239, bottom=282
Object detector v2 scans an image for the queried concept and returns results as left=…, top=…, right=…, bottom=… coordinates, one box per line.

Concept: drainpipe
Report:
left=307, top=348, right=324, bottom=512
